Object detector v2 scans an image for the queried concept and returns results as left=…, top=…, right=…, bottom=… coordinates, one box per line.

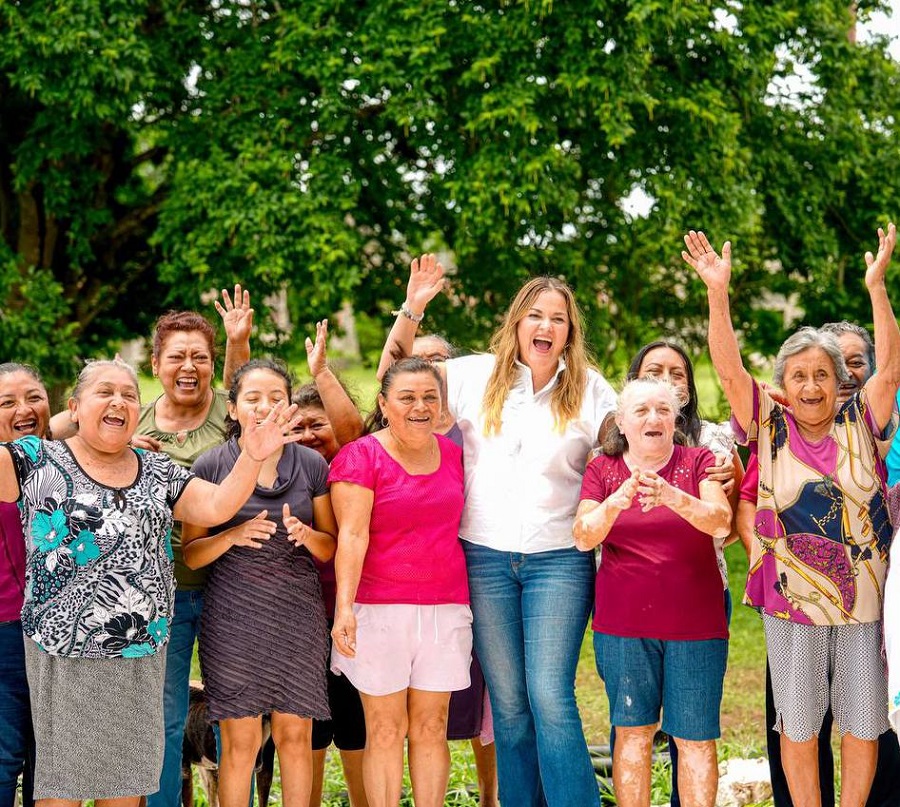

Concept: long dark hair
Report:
left=364, top=357, right=443, bottom=434
left=626, top=341, right=701, bottom=446
left=226, top=358, right=295, bottom=440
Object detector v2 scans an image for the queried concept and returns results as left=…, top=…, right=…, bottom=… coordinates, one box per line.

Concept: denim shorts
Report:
left=594, top=632, right=726, bottom=741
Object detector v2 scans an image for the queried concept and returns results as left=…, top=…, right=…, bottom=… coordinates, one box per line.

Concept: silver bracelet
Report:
left=391, top=303, right=424, bottom=323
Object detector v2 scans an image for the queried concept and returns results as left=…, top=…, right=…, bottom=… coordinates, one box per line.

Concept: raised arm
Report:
left=215, top=284, right=253, bottom=390
left=861, top=223, right=900, bottom=432
left=375, top=254, right=446, bottom=380
left=305, top=319, right=364, bottom=446
left=329, top=481, right=374, bottom=658
left=172, top=401, right=302, bottom=526
left=682, top=232, right=755, bottom=433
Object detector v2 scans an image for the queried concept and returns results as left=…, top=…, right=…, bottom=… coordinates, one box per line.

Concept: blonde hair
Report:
left=482, top=277, right=592, bottom=435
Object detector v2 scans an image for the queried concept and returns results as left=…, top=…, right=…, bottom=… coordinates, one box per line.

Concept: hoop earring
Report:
left=381, top=415, right=389, bottom=428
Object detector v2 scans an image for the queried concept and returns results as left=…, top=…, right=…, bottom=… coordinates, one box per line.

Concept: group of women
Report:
left=1, top=223, right=900, bottom=807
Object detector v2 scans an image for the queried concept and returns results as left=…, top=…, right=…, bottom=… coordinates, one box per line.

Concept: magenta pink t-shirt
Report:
left=580, top=445, right=727, bottom=641
left=329, top=433, right=468, bottom=605
left=0, top=501, right=26, bottom=621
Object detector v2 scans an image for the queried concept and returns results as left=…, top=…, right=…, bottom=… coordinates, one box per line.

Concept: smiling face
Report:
left=293, top=405, right=340, bottom=462
left=515, top=290, right=571, bottom=375
left=637, top=346, right=691, bottom=407
left=69, top=367, right=141, bottom=453
left=0, top=370, right=51, bottom=441
left=782, top=347, right=838, bottom=430
left=836, top=332, right=873, bottom=404
left=616, top=382, right=678, bottom=460
left=151, top=330, right=214, bottom=408
left=228, top=368, right=290, bottom=435
left=379, top=371, right=442, bottom=440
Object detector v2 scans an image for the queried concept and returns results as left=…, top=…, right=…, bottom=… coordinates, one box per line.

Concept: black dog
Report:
left=181, top=683, right=274, bottom=807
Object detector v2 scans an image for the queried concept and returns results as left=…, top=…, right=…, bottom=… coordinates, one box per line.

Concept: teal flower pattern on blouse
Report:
left=121, top=642, right=155, bottom=658
left=32, top=509, right=68, bottom=552
left=71, top=530, right=100, bottom=566
left=148, top=617, right=169, bottom=643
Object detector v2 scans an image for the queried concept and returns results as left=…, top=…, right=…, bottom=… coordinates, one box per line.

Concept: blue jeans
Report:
left=0, top=622, right=33, bottom=807
left=464, top=543, right=600, bottom=807
left=147, top=589, right=204, bottom=807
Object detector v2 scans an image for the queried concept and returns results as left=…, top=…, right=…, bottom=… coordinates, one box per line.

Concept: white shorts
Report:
left=331, top=603, right=473, bottom=697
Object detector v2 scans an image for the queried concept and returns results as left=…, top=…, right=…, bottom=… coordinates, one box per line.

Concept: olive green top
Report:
left=136, top=388, right=230, bottom=590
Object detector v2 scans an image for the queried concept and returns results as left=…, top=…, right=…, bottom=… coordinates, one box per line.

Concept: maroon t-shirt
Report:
left=0, top=501, right=25, bottom=621
left=580, top=445, right=728, bottom=641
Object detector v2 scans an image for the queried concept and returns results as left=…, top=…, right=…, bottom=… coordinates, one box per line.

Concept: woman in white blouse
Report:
left=379, top=256, right=616, bottom=807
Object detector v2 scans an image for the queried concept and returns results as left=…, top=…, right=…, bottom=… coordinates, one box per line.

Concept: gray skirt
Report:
left=23, top=637, right=167, bottom=800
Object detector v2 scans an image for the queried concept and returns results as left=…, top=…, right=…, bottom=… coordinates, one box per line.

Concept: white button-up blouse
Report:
left=446, top=353, right=617, bottom=553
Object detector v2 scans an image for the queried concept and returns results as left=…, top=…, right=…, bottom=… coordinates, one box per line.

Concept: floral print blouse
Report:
left=7, top=436, right=193, bottom=658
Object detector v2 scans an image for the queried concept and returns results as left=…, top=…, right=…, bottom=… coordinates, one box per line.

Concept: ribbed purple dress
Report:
left=192, top=439, right=331, bottom=722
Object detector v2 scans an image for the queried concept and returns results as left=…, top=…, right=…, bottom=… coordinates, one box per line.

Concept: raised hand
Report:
left=227, top=511, right=276, bottom=549
left=215, top=284, right=254, bottom=344
left=305, top=319, right=329, bottom=379
left=282, top=502, right=312, bottom=548
left=682, top=231, right=732, bottom=292
left=405, top=253, right=445, bottom=313
left=864, top=223, right=896, bottom=290
left=241, top=400, right=304, bottom=461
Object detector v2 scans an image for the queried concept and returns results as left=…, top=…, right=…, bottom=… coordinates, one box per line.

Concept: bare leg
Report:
left=672, top=738, right=717, bottom=807
left=219, top=716, right=263, bottom=807
left=612, top=724, right=657, bottom=807
left=405, top=690, right=451, bottom=807
left=838, top=734, right=877, bottom=807
left=780, top=735, right=821, bottom=807
left=37, top=798, right=143, bottom=807
left=338, top=749, right=369, bottom=807
left=470, top=739, right=498, bottom=807
left=309, top=748, right=327, bottom=807
left=359, top=691, right=408, bottom=807
left=271, top=712, right=313, bottom=807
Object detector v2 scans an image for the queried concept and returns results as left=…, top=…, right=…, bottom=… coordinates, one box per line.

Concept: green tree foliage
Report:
left=2, top=0, right=898, bottom=391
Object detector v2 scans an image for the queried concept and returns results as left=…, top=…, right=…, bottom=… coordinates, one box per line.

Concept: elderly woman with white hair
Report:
left=685, top=225, right=900, bottom=807
left=574, top=377, right=731, bottom=807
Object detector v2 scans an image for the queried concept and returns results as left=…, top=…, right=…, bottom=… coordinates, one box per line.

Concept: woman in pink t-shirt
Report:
left=574, top=378, right=731, bottom=807
left=329, top=357, right=471, bottom=807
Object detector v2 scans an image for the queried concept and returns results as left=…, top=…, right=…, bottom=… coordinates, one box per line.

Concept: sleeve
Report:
left=586, top=372, right=618, bottom=442
left=730, top=381, right=772, bottom=448
left=160, top=455, right=195, bottom=508
left=579, top=457, right=609, bottom=503
left=856, top=387, right=899, bottom=459
left=699, top=420, right=736, bottom=455
left=693, top=447, right=716, bottom=483
left=189, top=447, right=219, bottom=484
left=6, top=436, right=42, bottom=495
left=739, top=456, right=759, bottom=503
left=309, top=452, right=330, bottom=498
left=328, top=439, right=377, bottom=491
